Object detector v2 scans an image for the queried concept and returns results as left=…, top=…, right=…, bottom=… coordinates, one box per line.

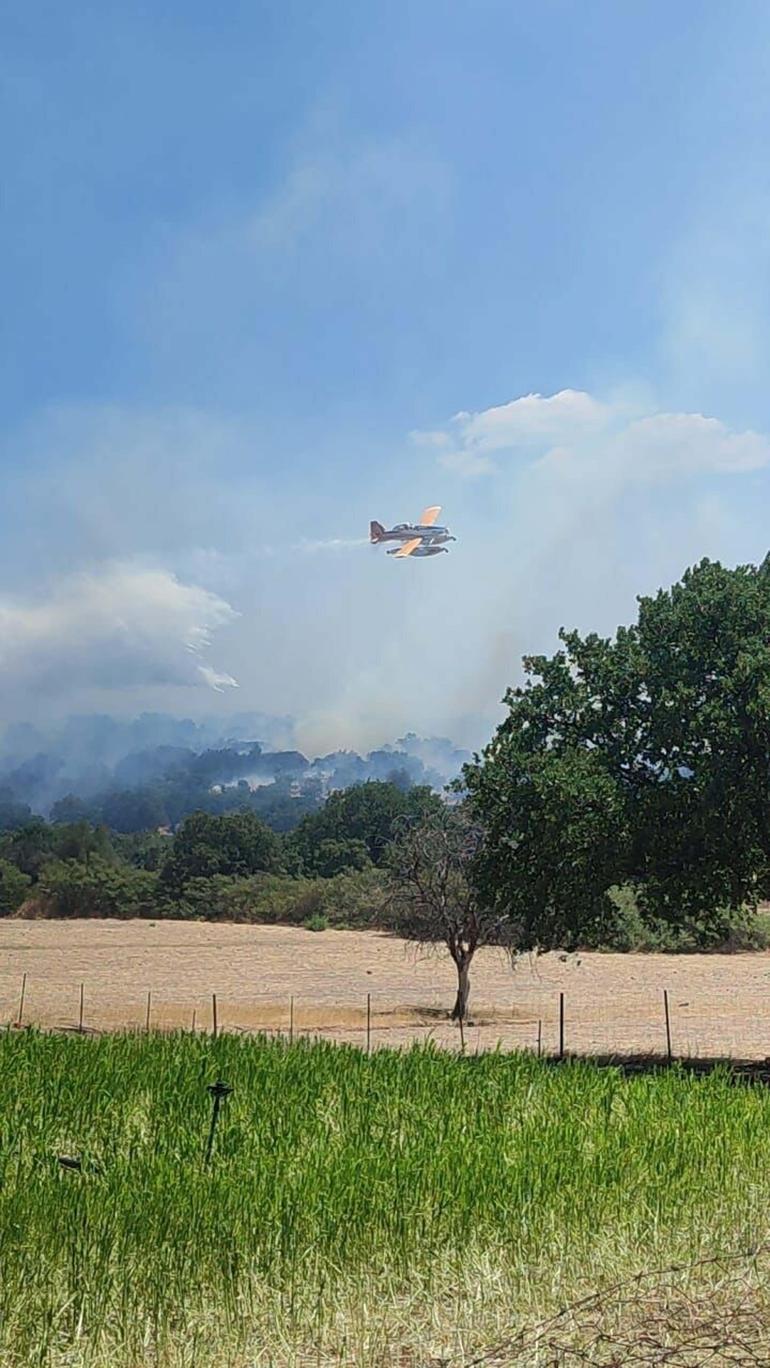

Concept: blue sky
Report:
left=2, top=2, right=770, bottom=749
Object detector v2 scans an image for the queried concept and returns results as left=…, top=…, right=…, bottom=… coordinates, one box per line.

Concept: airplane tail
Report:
left=370, top=520, right=386, bottom=543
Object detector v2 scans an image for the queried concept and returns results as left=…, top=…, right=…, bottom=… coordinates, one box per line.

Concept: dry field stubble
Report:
left=3, top=918, right=770, bottom=1058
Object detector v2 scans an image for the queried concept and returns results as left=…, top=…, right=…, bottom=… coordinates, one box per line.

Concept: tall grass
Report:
left=1, top=1031, right=769, bottom=1365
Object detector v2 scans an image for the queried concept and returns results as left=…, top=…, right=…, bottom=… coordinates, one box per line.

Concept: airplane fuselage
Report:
left=387, top=542, right=448, bottom=556
left=379, top=523, right=453, bottom=543
left=369, top=508, right=456, bottom=558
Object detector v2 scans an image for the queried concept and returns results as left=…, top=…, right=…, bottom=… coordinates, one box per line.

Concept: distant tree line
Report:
left=0, top=735, right=466, bottom=835
left=0, top=781, right=440, bottom=930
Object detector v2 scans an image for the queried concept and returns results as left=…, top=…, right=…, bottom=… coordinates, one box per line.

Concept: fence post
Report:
left=16, top=973, right=27, bottom=1029
left=145, top=991, right=152, bottom=1033
left=289, top=995, right=294, bottom=1045
left=664, top=989, right=672, bottom=1062
left=191, top=1009, right=197, bottom=1033
left=78, top=982, right=85, bottom=1034
left=558, top=992, right=565, bottom=1061
left=212, top=994, right=218, bottom=1040
left=537, top=1018, right=542, bottom=1058
left=366, top=993, right=371, bottom=1054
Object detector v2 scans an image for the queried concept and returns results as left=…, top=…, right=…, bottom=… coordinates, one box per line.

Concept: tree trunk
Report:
left=451, top=957, right=471, bottom=1022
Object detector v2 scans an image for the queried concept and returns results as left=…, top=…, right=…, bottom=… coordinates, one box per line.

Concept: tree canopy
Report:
left=465, top=557, right=770, bottom=945
left=160, top=810, right=283, bottom=894
left=0, top=859, right=31, bottom=917
left=287, top=781, right=442, bottom=874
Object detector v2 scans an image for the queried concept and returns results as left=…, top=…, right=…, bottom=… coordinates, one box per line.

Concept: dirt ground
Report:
left=3, top=918, right=770, bottom=1059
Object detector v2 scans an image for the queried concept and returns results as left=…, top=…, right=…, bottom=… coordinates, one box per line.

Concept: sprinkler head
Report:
left=208, top=1080, right=232, bottom=1101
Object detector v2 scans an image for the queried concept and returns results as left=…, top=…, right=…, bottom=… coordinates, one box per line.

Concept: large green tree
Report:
left=160, top=810, right=282, bottom=893
left=0, top=819, right=56, bottom=879
left=53, top=821, right=115, bottom=866
left=287, top=781, right=441, bottom=875
left=465, top=557, right=770, bottom=945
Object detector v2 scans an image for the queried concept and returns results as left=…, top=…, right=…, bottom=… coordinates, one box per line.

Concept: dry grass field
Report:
left=3, top=917, right=770, bottom=1058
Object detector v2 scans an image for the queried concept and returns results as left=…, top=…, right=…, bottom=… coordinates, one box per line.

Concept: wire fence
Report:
left=7, top=974, right=770, bottom=1072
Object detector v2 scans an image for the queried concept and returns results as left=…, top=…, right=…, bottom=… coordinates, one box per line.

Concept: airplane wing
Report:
left=394, top=537, right=422, bottom=558
left=419, top=505, right=441, bottom=526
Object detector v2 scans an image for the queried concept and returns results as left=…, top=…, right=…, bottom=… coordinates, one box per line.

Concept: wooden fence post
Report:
left=664, top=989, right=672, bottom=1062
left=78, top=982, right=85, bottom=1034
left=558, top=992, right=565, bottom=1061
left=16, top=973, right=27, bottom=1028
left=212, top=993, right=218, bottom=1040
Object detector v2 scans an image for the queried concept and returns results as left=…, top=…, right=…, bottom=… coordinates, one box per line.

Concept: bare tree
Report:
left=386, top=805, right=518, bottom=1023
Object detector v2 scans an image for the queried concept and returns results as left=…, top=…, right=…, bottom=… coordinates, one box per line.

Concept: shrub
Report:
left=582, top=885, right=770, bottom=953
left=36, top=858, right=159, bottom=919
left=318, top=867, right=388, bottom=928
left=0, top=859, right=31, bottom=917
left=303, top=912, right=328, bottom=932
left=163, top=867, right=387, bottom=928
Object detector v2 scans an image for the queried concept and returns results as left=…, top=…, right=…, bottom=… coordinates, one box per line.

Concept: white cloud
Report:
left=451, top=389, right=611, bottom=452
left=0, top=563, right=239, bottom=703
left=616, top=412, right=770, bottom=478
left=418, top=388, right=770, bottom=485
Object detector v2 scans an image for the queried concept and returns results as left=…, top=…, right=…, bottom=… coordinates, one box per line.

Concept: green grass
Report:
left=1, top=1031, right=770, bottom=1365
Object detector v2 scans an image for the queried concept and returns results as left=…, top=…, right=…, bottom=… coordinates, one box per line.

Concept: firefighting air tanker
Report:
left=369, top=506, right=455, bottom=558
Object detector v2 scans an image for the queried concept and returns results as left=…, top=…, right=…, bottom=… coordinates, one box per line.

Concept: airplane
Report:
left=369, top=506, right=455, bottom=558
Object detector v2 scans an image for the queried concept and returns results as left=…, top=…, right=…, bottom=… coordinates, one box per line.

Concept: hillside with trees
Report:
left=0, top=719, right=469, bottom=833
